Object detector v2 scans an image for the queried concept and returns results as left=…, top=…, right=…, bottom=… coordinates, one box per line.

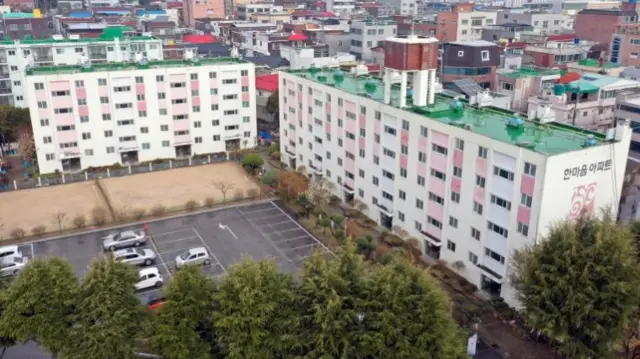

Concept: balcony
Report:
left=285, top=147, right=296, bottom=156
left=309, top=162, right=323, bottom=175
left=376, top=202, right=393, bottom=216
left=342, top=181, right=355, bottom=194
left=421, top=229, right=442, bottom=247
left=59, top=150, right=81, bottom=159
left=478, top=258, right=505, bottom=283
left=224, top=129, right=242, bottom=140
left=118, top=141, right=139, bottom=152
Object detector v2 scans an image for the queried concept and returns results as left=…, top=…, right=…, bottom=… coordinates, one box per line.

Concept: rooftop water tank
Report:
left=317, top=75, right=327, bottom=83
left=364, top=79, right=377, bottom=94
left=582, top=134, right=598, bottom=147
left=332, top=70, right=344, bottom=84
left=506, top=116, right=525, bottom=129
left=449, top=99, right=463, bottom=112
left=309, top=64, right=319, bottom=74
left=574, top=37, right=580, bottom=44
left=554, top=83, right=566, bottom=97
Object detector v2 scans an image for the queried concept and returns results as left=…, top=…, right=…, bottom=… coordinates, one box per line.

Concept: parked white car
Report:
left=0, top=245, right=22, bottom=264
left=102, top=230, right=147, bottom=252
left=175, top=247, right=211, bottom=269
left=113, top=248, right=156, bottom=267
left=0, top=256, right=28, bottom=277
left=134, top=267, right=164, bottom=291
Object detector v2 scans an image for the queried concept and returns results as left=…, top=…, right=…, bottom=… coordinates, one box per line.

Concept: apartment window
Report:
left=468, top=252, right=478, bottom=264
left=518, top=222, right=529, bottom=236
left=193, top=106, right=200, bottom=112
left=481, top=50, right=490, bottom=61
left=455, top=138, right=464, bottom=150
left=209, top=72, right=217, bottom=79
left=473, top=201, right=483, bottom=215
left=416, top=199, right=424, bottom=209
left=77, top=99, right=87, bottom=106
left=453, top=166, right=462, bottom=178
left=420, top=125, right=428, bottom=137
left=358, top=169, right=365, bottom=178
left=490, top=195, right=511, bottom=210
left=384, top=126, right=396, bottom=136
left=400, top=168, right=407, bottom=178
left=34, top=83, right=44, bottom=90
left=213, top=135, right=221, bottom=141
left=43, top=136, right=52, bottom=144
left=102, top=114, right=111, bottom=121
left=427, top=216, right=442, bottom=229
left=451, top=192, right=460, bottom=203
left=210, top=88, right=218, bottom=95
left=45, top=153, right=55, bottom=161
left=524, top=162, right=537, bottom=176
left=478, top=146, right=488, bottom=158
left=40, top=119, right=49, bottom=126
left=485, top=248, right=505, bottom=264
left=476, top=175, right=486, bottom=188
left=37, top=101, right=47, bottom=109
left=471, top=227, right=481, bottom=241
left=85, top=149, right=94, bottom=156
left=115, top=103, right=132, bottom=109
left=398, top=212, right=405, bottom=222
left=56, top=125, right=75, bottom=131
left=212, top=120, right=220, bottom=126
left=106, top=146, right=114, bottom=154
left=100, top=97, right=109, bottom=104
left=140, top=143, right=150, bottom=150
left=195, top=137, right=202, bottom=144
left=432, top=144, right=448, bottom=155
left=156, top=75, right=164, bottom=82
left=162, top=140, right=170, bottom=147
left=401, top=120, right=409, bottom=130
left=160, top=125, right=168, bottom=131
left=140, top=127, right=149, bottom=134
left=189, top=73, right=198, bottom=80
left=75, top=80, right=84, bottom=88
left=52, top=90, right=70, bottom=97
left=430, top=168, right=446, bottom=181
left=372, top=176, right=379, bottom=186
left=135, top=76, right=144, bottom=83
left=521, top=193, right=533, bottom=208
left=158, top=93, right=166, bottom=100
left=243, top=131, right=251, bottom=138
left=418, top=152, right=427, bottom=163
left=449, top=216, right=458, bottom=228
left=383, top=148, right=396, bottom=158
left=446, top=240, right=456, bottom=252
left=382, top=191, right=393, bottom=201
left=98, top=79, right=107, bottom=86
left=9, top=66, right=16, bottom=71
left=137, top=94, right=145, bottom=101
left=139, top=111, right=147, bottom=117
left=494, top=166, right=515, bottom=181
left=222, top=79, right=237, bottom=85
left=398, top=190, right=406, bottom=200
left=417, top=175, right=425, bottom=186
left=415, top=221, right=423, bottom=232
left=241, top=70, right=248, bottom=76
left=59, top=142, right=78, bottom=149
left=429, top=192, right=444, bottom=205
left=104, top=130, right=113, bottom=137
left=159, top=109, right=167, bottom=115
left=401, top=145, right=408, bottom=155
left=488, top=221, right=508, bottom=238
left=80, top=116, right=89, bottom=123
left=81, top=132, right=91, bottom=140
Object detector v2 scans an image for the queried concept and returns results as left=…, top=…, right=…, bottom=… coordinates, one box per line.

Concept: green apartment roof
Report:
left=0, top=27, right=152, bottom=45
left=500, top=67, right=562, bottom=79
left=577, top=58, right=620, bottom=68
left=291, top=68, right=606, bottom=156
left=26, top=57, right=246, bottom=76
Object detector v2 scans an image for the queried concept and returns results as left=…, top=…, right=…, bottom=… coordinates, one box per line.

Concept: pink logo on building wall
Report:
left=568, top=183, right=598, bottom=219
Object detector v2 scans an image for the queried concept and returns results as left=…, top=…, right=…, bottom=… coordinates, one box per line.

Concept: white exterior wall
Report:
left=3, top=37, right=164, bottom=108
left=457, top=12, right=498, bottom=41
left=349, top=22, right=397, bottom=62
left=27, top=62, right=257, bottom=174
left=279, top=70, right=632, bottom=307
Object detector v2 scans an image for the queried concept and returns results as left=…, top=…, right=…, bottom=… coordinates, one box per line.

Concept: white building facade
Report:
left=279, top=66, right=631, bottom=307
left=349, top=20, right=397, bottom=62
left=0, top=34, right=164, bottom=107
left=26, top=58, right=257, bottom=174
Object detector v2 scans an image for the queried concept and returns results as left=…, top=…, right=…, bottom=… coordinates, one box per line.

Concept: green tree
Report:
left=295, top=242, right=372, bottom=358
left=150, top=266, right=219, bottom=359
left=0, top=258, right=78, bottom=357
left=365, top=256, right=468, bottom=358
left=511, top=214, right=640, bottom=359
left=266, top=90, right=279, bottom=122
left=64, top=257, right=143, bottom=359
left=268, top=142, right=279, bottom=155
left=262, top=170, right=279, bottom=186
left=355, top=236, right=375, bottom=259
left=241, top=153, right=264, bottom=174
left=0, top=106, right=30, bottom=140
left=214, top=257, right=299, bottom=358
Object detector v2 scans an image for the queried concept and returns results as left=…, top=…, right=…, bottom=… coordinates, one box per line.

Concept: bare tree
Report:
left=212, top=181, right=235, bottom=203
left=16, top=127, right=35, bottom=160
left=52, top=211, right=67, bottom=231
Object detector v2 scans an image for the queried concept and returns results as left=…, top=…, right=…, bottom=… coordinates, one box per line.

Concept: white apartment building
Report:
left=279, top=35, right=631, bottom=306
left=325, top=0, right=356, bottom=17
left=497, top=9, right=566, bottom=35
left=456, top=11, right=498, bottom=42
left=25, top=57, right=257, bottom=174
left=0, top=30, right=164, bottom=107
left=377, top=0, right=417, bottom=16
left=349, top=20, right=397, bottom=62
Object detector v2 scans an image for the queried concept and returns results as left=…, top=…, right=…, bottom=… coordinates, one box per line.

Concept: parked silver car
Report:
left=102, top=230, right=148, bottom=252
left=0, top=245, right=22, bottom=264
left=175, top=247, right=211, bottom=269
left=113, top=248, right=156, bottom=266
left=0, top=256, right=27, bottom=277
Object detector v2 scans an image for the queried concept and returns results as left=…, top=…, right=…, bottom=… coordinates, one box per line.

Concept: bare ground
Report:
left=0, top=181, right=105, bottom=238
left=102, top=162, right=259, bottom=213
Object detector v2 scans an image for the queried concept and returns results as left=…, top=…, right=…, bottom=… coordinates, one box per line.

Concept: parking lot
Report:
left=12, top=200, right=332, bottom=303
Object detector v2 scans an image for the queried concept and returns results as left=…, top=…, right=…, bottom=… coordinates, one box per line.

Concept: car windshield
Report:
left=13, top=257, right=22, bottom=264
left=179, top=252, right=191, bottom=260
left=136, top=249, right=145, bottom=256
left=113, top=234, right=121, bottom=241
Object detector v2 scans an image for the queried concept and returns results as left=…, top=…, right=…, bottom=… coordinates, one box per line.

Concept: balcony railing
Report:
left=309, top=163, right=323, bottom=175
left=59, top=150, right=81, bottom=159
left=421, top=230, right=442, bottom=247
left=342, top=182, right=355, bottom=194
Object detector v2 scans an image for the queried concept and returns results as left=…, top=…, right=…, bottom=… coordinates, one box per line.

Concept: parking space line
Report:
left=258, top=220, right=294, bottom=228
left=153, top=229, right=196, bottom=237
left=241, top=208, right=281, bottom=216
left=284, top=243, right=321, bottom=253
left=273, top=228, right=303, bottom=235
left=192, top=228, right=227, bottom=274
left=272, top=235, right=311, bottom=243
left=268, top=201, right=335, bottom=256
left=156, top=247, right=192, bottom=256
left=30, top=243, right=35, bottom=259
left=236, top=208, right=293, bottom=263
left=148, top=237, right=172, bottom=278
left=154, top=236, right=199, bottom=245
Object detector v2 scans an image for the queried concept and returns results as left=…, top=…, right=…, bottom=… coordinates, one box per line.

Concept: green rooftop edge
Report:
left=26, top=57, right=247, bottom=76
left=0, top=26, right=151, bottom=46
left=500, top=66, right=563, bottom=79
left=290, top=68, right=607, bottom=156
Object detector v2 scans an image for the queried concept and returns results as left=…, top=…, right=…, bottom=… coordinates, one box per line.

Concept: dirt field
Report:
left=102, top=162, right=259, bottom=212
left=0, top=181, right=105, bottom=238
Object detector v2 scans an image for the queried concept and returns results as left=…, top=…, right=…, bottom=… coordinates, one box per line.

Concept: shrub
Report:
left=151, top=204, right=166, bottom=217
left=233, top=189, right=244, bottom=201
left=132, top=208, right=146, bottom=220
left=111, top=162, right=123, bottom=169
left=91, top=207, right=109, bottom=226
left=270, top=152, right=280, bottom=160
left=10, top=228, right=25, bottom=240
left=204, top=197, right=216, bottom=208
left=185, top=200, right=198, bottom=211
left=383, top=234, right=405, bottom=248
left=262, top=170, right=279, bottom=186
left=72, top=215, right=87, bottom=229
left=329, top=195, right=341, bottom=205
left=241, top=153, right=264, bottom=174
left=462, top=283, right=479, bottom=293
left=268, top=142, right=279, bottom=155
left=31, top=225, right=46, bottom=237
left=246, top=188, right=259, bottom=198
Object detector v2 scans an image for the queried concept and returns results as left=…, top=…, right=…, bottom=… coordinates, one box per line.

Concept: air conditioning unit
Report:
left=69, top=34, right=80, bottom=40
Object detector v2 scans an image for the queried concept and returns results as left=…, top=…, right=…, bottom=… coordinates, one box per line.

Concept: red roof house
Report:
left=256, top=74, right=279, bottom=92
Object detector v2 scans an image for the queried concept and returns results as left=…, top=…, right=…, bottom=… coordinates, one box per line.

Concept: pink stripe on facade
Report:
left=211, top=96, right=218, bottom=104
left=344, top=177, right=355, bottom=190
left=451, top=177, right=462, bottom=193
left=100, top=104, right=110, bottom=114
left=173, top=119, right=190, bottom=131
left=431, top=131, right=449, bottom=147
left=400, top=155, right=408, bottom=169
left=35, top=91, right=48, bottom=102
left=242, top=93, right=250, bottom=102
left=418, top=136, right=428, bottom=151
left=325, top=103, right=331, bottom=114
left=358, top=137, right=365, bottom=149
left=171, top=88, right=188, bottom=98
left=173, top=103, right=189, bottom=114
left=520, top=175, right=535, bottom=196
left=78, top=106, right=89, bottom=117
left=75, top=88, right=86, bottom=99
left=297, top=93, right=302, bottom=103
left=325, top=122, right=331, bottom=134
left=401, top=129, right=409, bottom=145
left=418, top=161, right=426, bottom=176
left=338, top=105, right=344, bottom=118
left=474, top=186, right=485, bottom=203
left=137, top=101, right=147, bottom=111
left=345, top=118, right=357, bottom=132
left=344, top=158, right=356, bottom=173
left=427, top=201, right=444, bottom=222
left=174, top=134, right=191, bottom=144
left=373, top=119, right=380, bottom=134
left=345, top=138, right=356, bottom=153
left=98, top=87, right=109, bottom=97
left=49, top=81, right=71, bottom=91
left=136, top=84, right=145, bottom=94
left=241, top=76, right=249, bottom=86
left=476, top=157, right=488, bottom=177
left=192, top=97, right=201, bottom=107
left=517, top=205, right=531, bottom=224
left=56, top=130, right=78, bottom=143
left=345, top=101, right=356, bottom=112
left=453, top=149, right=463, bottom=167
left=431, top=153, right=447, bottom=172
left=190, top=80, right=199, bottom=90
left=209, top=79, right=217, bottom=89
left=358, top=114, right=366, bottom=129
left=430, top=177, right=446, bottom=197
left=425, top=224, right=442, bottom=240
left=373, top=142, right=380, bottom=155
left=53, top=96, right=73, bottom=108
left=54, top=113, right=75, bottom=126
left=308, top=94, right=313, bottom=104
